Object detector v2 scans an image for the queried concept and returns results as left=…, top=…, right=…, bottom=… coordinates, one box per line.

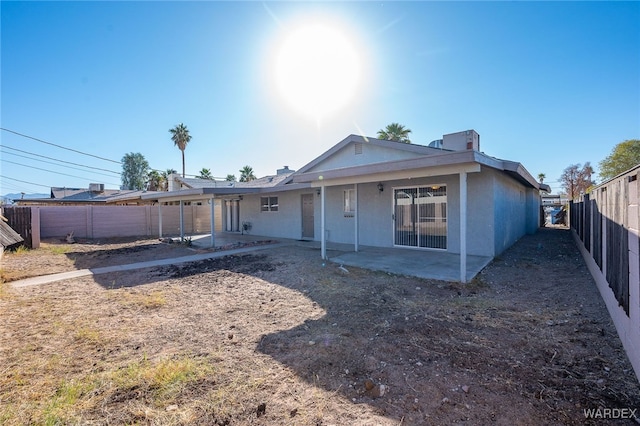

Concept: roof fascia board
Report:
left=308, top=164, right=481, bottom=187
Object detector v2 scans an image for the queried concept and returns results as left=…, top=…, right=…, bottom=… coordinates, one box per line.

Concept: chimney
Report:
left=277, top=166, right=294, bottom=175
left=442, top=130, right=480, bottom=151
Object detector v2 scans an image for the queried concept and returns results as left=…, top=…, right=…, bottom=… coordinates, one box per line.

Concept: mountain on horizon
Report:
left=1, top=192, right=49, bottom=203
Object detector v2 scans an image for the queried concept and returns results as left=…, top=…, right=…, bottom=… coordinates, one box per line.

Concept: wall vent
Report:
left=354, top=142, right=363, bottom=155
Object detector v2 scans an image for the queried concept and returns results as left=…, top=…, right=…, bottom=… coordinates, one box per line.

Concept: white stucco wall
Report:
left=491, top=169, right=540, bottom=255
left=235, top=168, right=540, bottom=258
left=238, top=189, right=314, bottom=240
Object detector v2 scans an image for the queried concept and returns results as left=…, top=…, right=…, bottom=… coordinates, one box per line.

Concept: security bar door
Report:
left=394, top=186, right=447, bottom=249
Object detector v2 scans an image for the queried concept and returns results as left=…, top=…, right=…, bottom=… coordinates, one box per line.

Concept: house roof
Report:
left=14, top=188, right=163, bottom=205
left=174, top=172, right=294, bottom=190
left=105, top=132, right=547, bottom=204
left=293, top=136, right=548, bottom=192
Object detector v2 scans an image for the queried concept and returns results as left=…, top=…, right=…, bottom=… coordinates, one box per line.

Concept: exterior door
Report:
left=301, top=194, right=314, bottom=239
left=225, top=200, right=240, bottom=232
left=394, top=186, right=447, bottom=249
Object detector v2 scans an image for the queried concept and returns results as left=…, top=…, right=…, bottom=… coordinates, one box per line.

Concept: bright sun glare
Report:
left=275, top=24, right=361, bottom=122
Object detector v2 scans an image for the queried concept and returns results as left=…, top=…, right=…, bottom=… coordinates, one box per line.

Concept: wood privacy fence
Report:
left=1, top=206, right=33, bottom=248
left=570, top=165, right=640, bottom=382
left=20, top=203, right=223, bottom=240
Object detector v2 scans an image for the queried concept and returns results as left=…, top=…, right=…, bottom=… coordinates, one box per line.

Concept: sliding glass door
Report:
left=394, top=185, right=447, bottom=249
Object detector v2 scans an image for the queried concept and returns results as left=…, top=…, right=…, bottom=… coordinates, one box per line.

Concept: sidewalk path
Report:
left=12, top=243, right=287, bottom=288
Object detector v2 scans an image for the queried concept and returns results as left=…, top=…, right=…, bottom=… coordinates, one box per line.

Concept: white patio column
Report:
left=354, top=183, right=359, bottom=252
left=321, top=185, right=326, bottom=260
left=210, top=196, right=215, bottom=248
left=179, top=200, right=184, bottom=242
left=158, top=202, right=163, bottom=238
left=460, top=171, right=468, bottom=283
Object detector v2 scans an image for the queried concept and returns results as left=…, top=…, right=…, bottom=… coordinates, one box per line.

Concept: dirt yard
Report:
left=1, top=228, right=638, bottom=425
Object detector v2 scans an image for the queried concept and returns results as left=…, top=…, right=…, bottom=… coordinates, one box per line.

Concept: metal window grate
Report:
left=394, top=186, right=447, bottom=249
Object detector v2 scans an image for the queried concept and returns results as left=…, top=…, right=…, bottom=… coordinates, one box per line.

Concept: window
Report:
left=260, top=197, right=278, bottom=212
left=343, top=189, right=355, bottom=217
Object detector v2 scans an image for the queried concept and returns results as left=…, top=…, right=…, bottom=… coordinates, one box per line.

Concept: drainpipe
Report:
left=460, top=171, right=467, bottom=283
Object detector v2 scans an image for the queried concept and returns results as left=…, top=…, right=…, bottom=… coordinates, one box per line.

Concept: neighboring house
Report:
left=119, top=130, right=549, bottom=281
left=13, top=184, right=159, bottom=206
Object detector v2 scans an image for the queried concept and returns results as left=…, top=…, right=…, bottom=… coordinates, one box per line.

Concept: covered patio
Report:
left=189, top=232, right=492, bottom=282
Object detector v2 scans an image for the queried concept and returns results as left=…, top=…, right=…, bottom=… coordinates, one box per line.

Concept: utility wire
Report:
left=0, top=175, right=51, bottom=189
left=1, top=151, right=121, bottom=179
left=0, top=144, right=121, bottom=174
left=2, top=160, right=121, bottom=186
left=1, top=127, right=122, bottom=164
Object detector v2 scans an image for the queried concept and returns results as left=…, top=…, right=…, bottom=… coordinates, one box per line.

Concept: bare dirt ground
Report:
left=1, top=228, right=639, bottom=425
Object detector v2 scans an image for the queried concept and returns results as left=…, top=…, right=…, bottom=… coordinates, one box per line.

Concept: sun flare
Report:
left=275, top=24, right=361, bottom=121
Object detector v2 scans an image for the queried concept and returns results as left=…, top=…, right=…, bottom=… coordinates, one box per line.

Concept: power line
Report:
left=2, top=159, right=121, bottom=186
left=0, top=175, right=51, bottom=189
left=1, top=150, right=121, bottom=179
left=0, top=144, right=121, bottom=174
left=0, top=127, right=122, bottom=164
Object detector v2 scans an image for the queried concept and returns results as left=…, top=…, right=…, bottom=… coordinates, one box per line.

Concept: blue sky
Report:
left=1, top=1, right=638, bottom=197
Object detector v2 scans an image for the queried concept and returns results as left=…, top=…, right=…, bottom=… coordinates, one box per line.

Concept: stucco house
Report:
left=129, top=130, right=548, bottom=281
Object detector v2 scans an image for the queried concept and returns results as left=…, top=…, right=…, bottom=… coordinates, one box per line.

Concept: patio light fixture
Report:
left=377, top=183, right=384, bottom=192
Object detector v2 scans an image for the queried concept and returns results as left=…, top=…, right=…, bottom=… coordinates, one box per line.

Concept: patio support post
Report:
left=158, top=203, right=163, bottom=239
left=354, top=183, right=359, bottom=252
left=210, top=196, right=215, bottom=248
left=321, top=185, right=326, bottom=259
left=179, top=200, right=184, bottom=242
left=460, top=171, right=468, bottom=283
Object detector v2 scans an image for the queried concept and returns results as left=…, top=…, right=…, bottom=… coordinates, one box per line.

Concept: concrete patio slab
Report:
left=181, top=232, right=493, bottom=282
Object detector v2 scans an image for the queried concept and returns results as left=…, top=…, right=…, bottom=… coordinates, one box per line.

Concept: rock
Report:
left=290, top=408, right=298, bottom=417
left=364, top=379, right=375, bottom=390
left=442, top=397, right=450, bottom=404
left=166, top=404, right=178, bottom=411
left=256, top=402, right=266, bottom=417
left=462, top=385, right=470, bottom=393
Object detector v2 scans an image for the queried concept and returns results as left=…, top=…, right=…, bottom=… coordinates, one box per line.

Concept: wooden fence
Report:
left=2, top=206, right=33, bottom=248
left=570, top=165, right=640, bottom=382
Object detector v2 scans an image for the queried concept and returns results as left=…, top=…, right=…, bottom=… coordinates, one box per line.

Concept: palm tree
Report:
left=537, top=173, right=546, bottom=183
left=169, top=123, right=192, bottom=178
left=147, top=170, right=164, bottom=191
left=239, top=165, right=256, bottom=182
left=225, top=174, right=237, bottom=182
left=377, top=122, right=412, bottom=144
left=197, top=168, right=213, bottom=179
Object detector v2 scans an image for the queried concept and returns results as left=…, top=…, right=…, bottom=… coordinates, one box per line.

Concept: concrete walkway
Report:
left=12, top=242, right=286, bottom=288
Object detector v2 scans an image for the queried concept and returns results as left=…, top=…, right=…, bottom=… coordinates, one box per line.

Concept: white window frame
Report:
left=343, top=189, right=355, bottom=217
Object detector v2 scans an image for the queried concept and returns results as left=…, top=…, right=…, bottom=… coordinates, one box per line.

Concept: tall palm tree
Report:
left=537, top=173, right=546, bottom=183
left=377, top=122, right=412, bottom=144
left=169, top=123, right=192, bottom=178
left=225, top=174, right=237, bottom=182
left=239, top=165, right=256, bottom=182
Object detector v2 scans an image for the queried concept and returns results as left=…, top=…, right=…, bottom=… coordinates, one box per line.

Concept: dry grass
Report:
left=1, top=231, right=639, bottom=425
